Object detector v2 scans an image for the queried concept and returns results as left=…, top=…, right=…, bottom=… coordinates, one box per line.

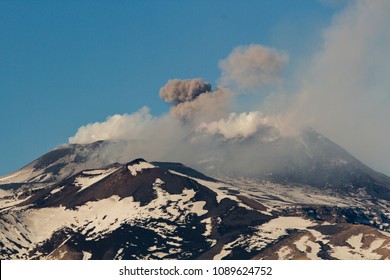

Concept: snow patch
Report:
left=127, top=162, right=156, bottom=176
left=82, top=251, right=92, bottom=260
left=0, top=168, right=35, bottom=184
left=223, top=216, right=317, bottom=256
left=0, top=189, right=11, bottom=198
left=75, top=167, right=118, bottom=192
left=294, top=235, right=321, bottom=260
left=331, top=234, right=386, bottom=260
left=261, top=216, right=315, bottom=237
left=213, top=241, right=234, bottom=260
left=202, top=217, right=212, bottom=237
left=115, top=248, right=124, bottom=260
left=278, top=246, right=292, bottom=259
left=347, top=233, right=363, bottom=249
left=168, top=170, right=251, bottom=209
left=188, top=201, right=207, bottom=216
left=50, top=186, right=64, bottom=195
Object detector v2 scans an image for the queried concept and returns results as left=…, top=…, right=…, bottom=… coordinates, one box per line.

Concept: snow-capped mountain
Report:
left=0, top=159, right=273, bottom=259
left=1, top=129, right=390, bottom=260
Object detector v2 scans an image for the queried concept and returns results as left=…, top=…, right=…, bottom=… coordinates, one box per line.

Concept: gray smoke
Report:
left=219, top=44, right=288, bottom=91
left=159, top=78, right=230, bottom=123
left=159, top=78, right=212, bottom=105
left=168, top=88, right=229, bottom=122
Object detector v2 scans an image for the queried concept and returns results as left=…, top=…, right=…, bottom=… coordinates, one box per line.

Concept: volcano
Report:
left=1, top=129, right=390, bottom=260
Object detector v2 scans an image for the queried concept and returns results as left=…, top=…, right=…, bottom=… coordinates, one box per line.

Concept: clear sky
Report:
left=0, top=0, right=360, bottom=175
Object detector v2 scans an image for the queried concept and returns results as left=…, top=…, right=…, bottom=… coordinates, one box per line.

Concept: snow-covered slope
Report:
left=1, top=158, right=390, bottom=260
left=0, top=159, right=272, bottom=259
left=0, top=141, right=111, bottom=190
left=0, top=140, right=148, bottom=193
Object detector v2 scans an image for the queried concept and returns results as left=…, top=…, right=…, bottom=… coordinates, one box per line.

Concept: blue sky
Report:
left=0, top=0, right=345, bottom=175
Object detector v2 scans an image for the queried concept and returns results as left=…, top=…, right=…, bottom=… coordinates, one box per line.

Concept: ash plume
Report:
left=159, top=78, right=230, bottom=123
left=168, top=88, right=229, bottom=122
left=160, top=78, right=211, bottom=104
left=219, top=44, right=288, bottom=91
left=69, top=0, right=390, bottom=176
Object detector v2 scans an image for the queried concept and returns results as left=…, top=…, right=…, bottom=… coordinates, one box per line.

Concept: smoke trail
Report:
left=288, top=0, right=390, bottom=174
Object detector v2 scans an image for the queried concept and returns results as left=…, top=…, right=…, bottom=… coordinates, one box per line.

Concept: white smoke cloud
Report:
left=197, top=111, right=279, bottom=141
left=69, top=107, right=189, bottom=162
left=219, top=44, right=289, bottom=91
left=69, top=107, right=154, bottom=144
